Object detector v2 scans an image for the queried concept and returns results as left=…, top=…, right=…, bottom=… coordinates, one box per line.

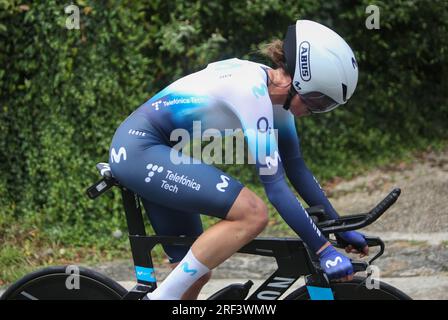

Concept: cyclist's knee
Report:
left=249, top=200, right=269, bottom=234
left=227, top=187, right=269, bottom=233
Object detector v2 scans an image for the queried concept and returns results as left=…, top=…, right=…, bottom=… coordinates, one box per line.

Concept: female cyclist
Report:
left=109, top=20, right=368, bottom=300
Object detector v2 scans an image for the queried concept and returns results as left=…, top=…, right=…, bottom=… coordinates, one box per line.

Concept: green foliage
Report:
left=272, top=0, right=448, bottom=180
left=1, top=0, right=447, bottom=279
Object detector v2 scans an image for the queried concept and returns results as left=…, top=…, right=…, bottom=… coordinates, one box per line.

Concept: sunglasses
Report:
left=282, top=86, right=339, bottom=114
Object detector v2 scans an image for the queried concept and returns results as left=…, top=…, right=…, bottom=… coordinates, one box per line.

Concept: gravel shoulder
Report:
left=328, top=148, right=448, bottom=234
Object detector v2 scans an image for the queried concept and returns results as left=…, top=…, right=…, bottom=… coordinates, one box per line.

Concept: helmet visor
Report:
left=299, top=91, right=339, bottom=113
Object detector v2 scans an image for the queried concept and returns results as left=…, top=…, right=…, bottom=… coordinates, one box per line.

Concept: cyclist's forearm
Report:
left=263, top=178, right=328, bottom=253
left=283, top=156, right=340, bottom=219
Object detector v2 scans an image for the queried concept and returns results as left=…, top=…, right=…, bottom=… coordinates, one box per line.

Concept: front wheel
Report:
left=1, top=266, right=128, bottom=300
left=284, top=276, right=412, bottom=300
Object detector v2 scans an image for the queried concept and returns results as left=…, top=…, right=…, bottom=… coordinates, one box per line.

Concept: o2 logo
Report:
left=257, top=117, right=269, bottom=133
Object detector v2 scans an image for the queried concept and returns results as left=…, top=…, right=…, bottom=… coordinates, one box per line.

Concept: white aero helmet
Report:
left=282, top=20, right=358, bottom=113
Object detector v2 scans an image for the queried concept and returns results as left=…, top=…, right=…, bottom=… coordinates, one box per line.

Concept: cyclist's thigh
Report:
left=109, top=119, right=244, bottom=219
left=141, top=199, right=203, bottom=264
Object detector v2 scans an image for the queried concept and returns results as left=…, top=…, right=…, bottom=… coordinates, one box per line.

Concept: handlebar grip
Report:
left=366, top=188, right=401, bottom=223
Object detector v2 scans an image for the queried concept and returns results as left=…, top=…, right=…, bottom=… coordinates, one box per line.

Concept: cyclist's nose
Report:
left=290, top=95, right=311, bottom=117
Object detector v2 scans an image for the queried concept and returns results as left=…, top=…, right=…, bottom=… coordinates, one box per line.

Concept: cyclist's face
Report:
left=289, top=93, right=311, bottom=117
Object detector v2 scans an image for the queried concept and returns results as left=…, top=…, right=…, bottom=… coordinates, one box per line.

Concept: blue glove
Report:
left=336, top=231, right=367, bottom=252
left=318, top=245, right=353, bottom=280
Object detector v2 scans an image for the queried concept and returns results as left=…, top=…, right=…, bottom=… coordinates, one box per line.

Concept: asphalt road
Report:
left=116, top=275, right=448, bottom=300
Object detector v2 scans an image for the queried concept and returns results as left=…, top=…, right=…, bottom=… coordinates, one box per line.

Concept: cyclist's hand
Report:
left=318, top=245, right=354, bottom=282
left=336, top=231, right=369, bottom=258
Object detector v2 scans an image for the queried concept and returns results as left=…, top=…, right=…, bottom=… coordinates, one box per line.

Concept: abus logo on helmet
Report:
left=299, top=41, right=311, bottom=81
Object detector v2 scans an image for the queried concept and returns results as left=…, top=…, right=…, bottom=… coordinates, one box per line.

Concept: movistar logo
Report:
left=266, top=151, right=281, bottom=169
left=110, top=147, right=127, bottom=164
left=252, top=83, right=267, bottom=99
left=352, top=57, right=358, bottom=69
left=181, top=262, right=197, bottom=276
left=135, top=266, right=156, bottom=282
left=299, top=41, right=311, bottom=81
left=325, top=257, right=343, bottom=268
left=216, top=175, right=230, bottom=192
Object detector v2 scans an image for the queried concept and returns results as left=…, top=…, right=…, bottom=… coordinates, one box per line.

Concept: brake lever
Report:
left=364, top=236, right=384, bottom=264
left=330, top=235, right=384, bottom=265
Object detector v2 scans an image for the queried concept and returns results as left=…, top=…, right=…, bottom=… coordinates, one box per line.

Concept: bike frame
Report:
left=86, top=164, right=399, bottom=300
left=119, top=187, right=334, bottom=300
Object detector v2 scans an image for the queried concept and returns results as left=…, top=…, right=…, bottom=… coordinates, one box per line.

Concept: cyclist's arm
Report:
left=261, top=175, right=328, bottom=253
left=274, top=106, right=340, bottom=220
left=282, top=156, right=340, bottom=220
left=216, top=67, right=329, bottom=254
left=242, top=117, right=328, bottom=253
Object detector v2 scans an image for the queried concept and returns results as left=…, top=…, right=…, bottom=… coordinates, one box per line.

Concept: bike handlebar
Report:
left=367, top=188, right=401, bottom=224
left=318, top=188, right=401, bottom=234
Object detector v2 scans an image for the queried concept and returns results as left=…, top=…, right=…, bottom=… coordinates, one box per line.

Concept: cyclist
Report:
left=109, top=20, right=368, bottom=300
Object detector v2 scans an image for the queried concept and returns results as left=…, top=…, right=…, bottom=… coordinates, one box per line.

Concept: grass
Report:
left=0, top=212, right=169, bottom=286
left=407, top=240, right=428, bottom=246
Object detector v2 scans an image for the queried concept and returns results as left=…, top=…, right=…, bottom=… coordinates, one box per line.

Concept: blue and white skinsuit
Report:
left=109, top=58, right=344, bottom=263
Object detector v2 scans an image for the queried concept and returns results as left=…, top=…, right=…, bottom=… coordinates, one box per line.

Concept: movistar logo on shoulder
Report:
left=299, top=41, right=311, bottom=81
left=252, top=83, right=267, bottom=99
left=265, top=151, right=281, bottom=169
left=258, top=150, right=282, bottom=176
